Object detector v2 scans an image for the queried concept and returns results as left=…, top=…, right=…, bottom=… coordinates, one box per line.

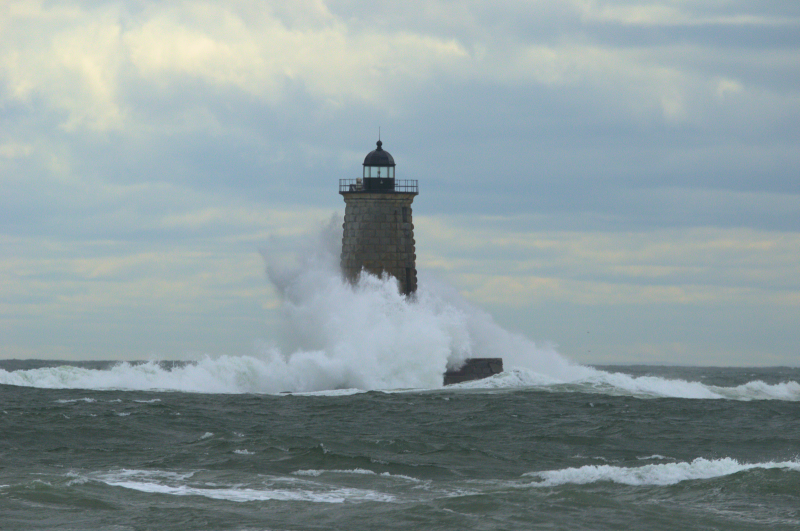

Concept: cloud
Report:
left=1, top=0, right=799, bottom=364
left=5, top=0, right=795, bottom=137
left=2, top=0, right=471, bottom=132
left=0, top=232, right=275, bottom=359
left=417, top=215, right=800, bottom=306
left=1, top=2, right=126, bottom=130
left=0, top=142, right=33, bottom=159
left=570, top=0, right=800, bottom=26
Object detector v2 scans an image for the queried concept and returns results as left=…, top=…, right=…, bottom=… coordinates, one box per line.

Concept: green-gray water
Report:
left=2, top=361, right=799, bottom=530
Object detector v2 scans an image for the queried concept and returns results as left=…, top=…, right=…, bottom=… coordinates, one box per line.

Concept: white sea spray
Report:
left=1, top=222, right=798, bottom=400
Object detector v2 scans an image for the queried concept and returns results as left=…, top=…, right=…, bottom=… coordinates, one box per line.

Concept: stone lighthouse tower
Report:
left=339, top=140, right=418, bottom=295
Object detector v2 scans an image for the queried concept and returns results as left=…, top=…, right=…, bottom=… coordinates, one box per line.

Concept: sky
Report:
left=1, top=0, right=799, bottom=366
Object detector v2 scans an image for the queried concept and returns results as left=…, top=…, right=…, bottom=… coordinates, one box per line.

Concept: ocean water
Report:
left=2, top=362, right=800, bottom=530
left=2, top=229, right=799, bottom=530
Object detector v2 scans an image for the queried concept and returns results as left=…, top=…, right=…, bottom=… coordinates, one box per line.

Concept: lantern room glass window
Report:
left=363, top=166, right=395, bottom=178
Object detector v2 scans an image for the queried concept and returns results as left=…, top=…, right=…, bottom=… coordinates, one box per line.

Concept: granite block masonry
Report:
left=340, top=193, right=417, bottom=295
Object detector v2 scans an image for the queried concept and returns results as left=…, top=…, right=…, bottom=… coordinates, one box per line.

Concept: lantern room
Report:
left=362, top=140, right=395, bottom=179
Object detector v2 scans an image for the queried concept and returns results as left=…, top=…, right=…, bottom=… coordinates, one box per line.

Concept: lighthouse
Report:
left=339, top=139, right=503, bottom=384
left=339, top=140, right=418, bottom=295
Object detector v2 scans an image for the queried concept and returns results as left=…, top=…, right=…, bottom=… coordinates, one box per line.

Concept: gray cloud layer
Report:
left=2, top=0, right=799, bottom=365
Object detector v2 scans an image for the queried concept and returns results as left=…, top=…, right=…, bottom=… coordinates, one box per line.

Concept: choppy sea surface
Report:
left=4, top=234, right=800, bottom=529
left=2, top=360, right=799, bottom=531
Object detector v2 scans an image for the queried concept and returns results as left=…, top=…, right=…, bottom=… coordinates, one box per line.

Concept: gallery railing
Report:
left=339, top=179, right=418, bottom=194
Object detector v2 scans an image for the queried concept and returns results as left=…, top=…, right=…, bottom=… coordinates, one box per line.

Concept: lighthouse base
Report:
left=443, top=358, right=503, bottom=385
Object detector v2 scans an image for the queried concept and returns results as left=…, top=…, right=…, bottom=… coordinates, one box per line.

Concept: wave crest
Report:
left=524, top=457, right=800, bottom=487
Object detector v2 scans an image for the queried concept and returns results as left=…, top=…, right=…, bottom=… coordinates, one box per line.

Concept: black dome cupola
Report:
left=363, top=140, right=395, bottom=178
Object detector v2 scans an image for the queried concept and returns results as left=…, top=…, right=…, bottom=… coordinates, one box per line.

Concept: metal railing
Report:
left=339, top=179, right=418, bottom=194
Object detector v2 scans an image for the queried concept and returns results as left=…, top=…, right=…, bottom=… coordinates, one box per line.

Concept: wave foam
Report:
left=524, top=458, right=800, bottom=487
left=444, top=367, right=800, bottom=401
left=291, top=469, right=424, bottom=484
left=91, top=469, right=393, bottom=504
left=2, top=355, right=798, bottom=401
left=711, top=380, right=800, bottom=401
left=293, top=468, right=376, bottom=477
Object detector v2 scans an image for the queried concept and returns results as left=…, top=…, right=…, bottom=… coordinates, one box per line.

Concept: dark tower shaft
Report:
left=339, top=140, right=418, bottom=295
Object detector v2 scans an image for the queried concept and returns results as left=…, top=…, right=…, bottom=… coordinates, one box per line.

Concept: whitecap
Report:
left=93, top=469, right=393, bottom=504
left=293, top=469, right=422, bottom=483
left=379, top=472, right=423, bottom=483
left=66, top=476, right=89, bottom=486
left=711, top=380, right=800, bottom=401
left=523, top=457, right=800, bottom=487
left=292, top=468, right=376, bottom=477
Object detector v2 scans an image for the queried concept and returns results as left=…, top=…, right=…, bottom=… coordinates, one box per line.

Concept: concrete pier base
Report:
left=443, top=358, right=504, bottom=385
